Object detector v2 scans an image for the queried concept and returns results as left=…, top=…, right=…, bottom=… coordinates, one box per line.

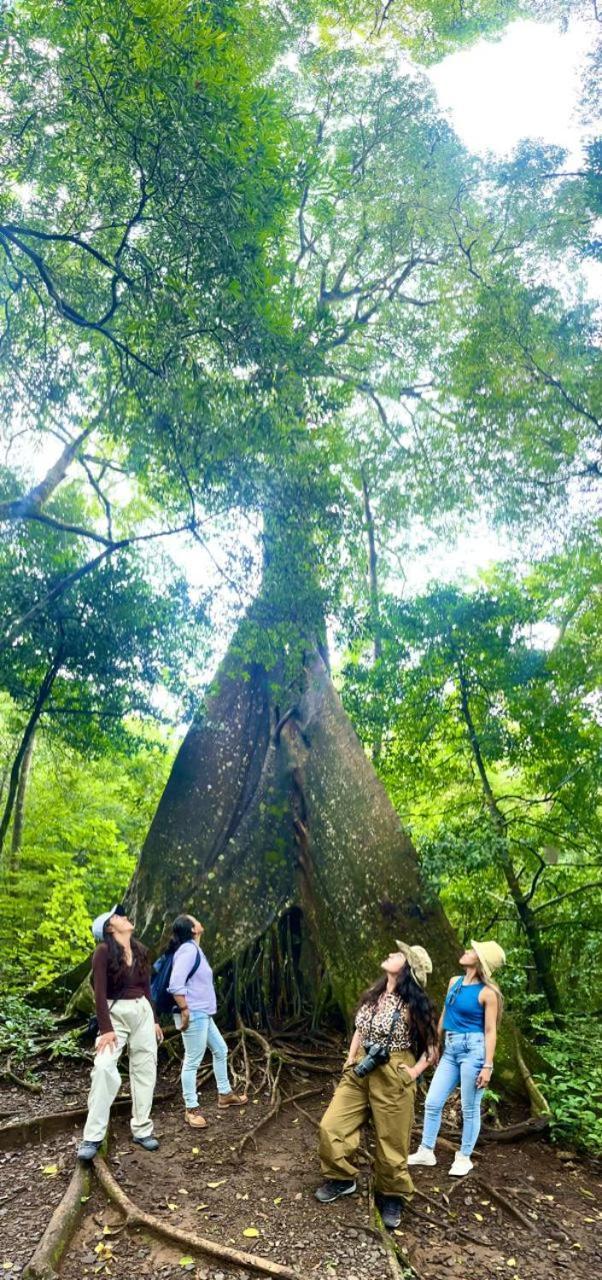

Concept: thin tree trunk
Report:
left=9, top=726, right=36, bottom=867
left=360, top=466, right=383, bottom=762
left=457, top=667, right=562, bottom=1019
left=0, top=649, right=63, bottom=860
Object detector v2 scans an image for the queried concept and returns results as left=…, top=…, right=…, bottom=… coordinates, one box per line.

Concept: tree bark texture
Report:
left=126, top=641, right=459, bottom=1018
left=0, top=648, right=63, bottom=858
left=10, top=725, right=35, bottom=865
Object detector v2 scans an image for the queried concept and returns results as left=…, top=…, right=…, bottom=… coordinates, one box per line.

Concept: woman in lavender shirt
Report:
left=168, top=914, right=248, bottom=1128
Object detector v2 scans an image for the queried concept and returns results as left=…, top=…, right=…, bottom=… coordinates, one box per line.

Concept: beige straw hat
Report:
left=395, top=941, right=433, bottom=989
left=471, top=939, right=506, bottom=979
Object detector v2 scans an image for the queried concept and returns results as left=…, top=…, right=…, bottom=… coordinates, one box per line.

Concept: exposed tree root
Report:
left=514, top=1039, right=551, bottom=1118
left=93, top=1155, right=313, bottom=1280
left=238, top=1085, right=323, bottom=1154
left=0, top=1090, right=175, bottom=1151
left=434, top=1116, right=548, bottom=1145
left=367, top=1181, right=403, bottom=1279
left=23, top=1159, right=90, bottom=1280
left=475, top=1178, right=536, bottom=1230
left=0, top=1055, right=42, bottom=1093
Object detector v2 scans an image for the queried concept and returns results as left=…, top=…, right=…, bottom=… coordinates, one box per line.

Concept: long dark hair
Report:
left=166, top=914, right=195, bottom=956
left=103, top=927, right=148, bottom=987
left=356, top=967, right=438, bottom=1059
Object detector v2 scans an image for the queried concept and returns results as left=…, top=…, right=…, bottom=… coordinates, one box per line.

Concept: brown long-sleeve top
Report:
left=92, top=943, right=153, bottom=1034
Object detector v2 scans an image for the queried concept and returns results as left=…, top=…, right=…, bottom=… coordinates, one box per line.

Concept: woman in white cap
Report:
left=409, top=939, right=505, bottom=1177
left=77, top=905, right=164, bottom=1162
left=315, top=941, right=438, bottom=1230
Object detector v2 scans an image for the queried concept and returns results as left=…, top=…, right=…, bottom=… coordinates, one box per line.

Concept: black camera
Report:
left=353, top=1042, right=390, bottom=1077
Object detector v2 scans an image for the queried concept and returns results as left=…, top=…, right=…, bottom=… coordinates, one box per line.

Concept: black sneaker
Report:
left=315, top=1178, right=357, bottom=1203
left=377, top=1194, right=403, bottom=1229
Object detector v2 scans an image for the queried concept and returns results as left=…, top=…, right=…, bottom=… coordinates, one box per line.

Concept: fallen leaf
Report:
left=474, top=1213, right=484, bottom=1221
left=506, top=1260, right=517, bottom=1269
left=243, top=1227, right=260, bottom=1238
left=191, top=1147, right=200, bottom=1155
left=42, top=1164, right=59, bottom=1176
left=177, top=1188, right=189, bottom=1195
left=273, top=1196, right=283, bottom=1205
left=271, top=1165, right=281, bottom=1171
left=167, top=1202, right=178, bottom=1211
left=195, top=1204, right=209, bottom=1212
left=580, top=1188, right=595, bottom=1198
left=207, top=1179, right=226, bottom=1189
left=80, top=1196, right=90, bottom=1203
left=179, top=1259, right=195, bottom=1269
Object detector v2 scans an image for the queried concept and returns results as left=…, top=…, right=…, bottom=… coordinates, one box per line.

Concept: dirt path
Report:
left=1, top=1056, right=601, bottom=1280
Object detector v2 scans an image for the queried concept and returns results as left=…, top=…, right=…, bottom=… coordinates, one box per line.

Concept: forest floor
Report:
left=0, top=1041, right=601, bottom=1280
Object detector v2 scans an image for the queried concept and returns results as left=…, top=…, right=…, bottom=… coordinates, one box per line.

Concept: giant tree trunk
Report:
left=58, top=603, right=532, bottom=1094
left=126, top=630, right=458, bottom=1017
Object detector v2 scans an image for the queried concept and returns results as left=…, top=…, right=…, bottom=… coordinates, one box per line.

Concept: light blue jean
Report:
left=175, top=1011, right=231, bottom=1108
left=421, top=1032, right=486, bottom=1156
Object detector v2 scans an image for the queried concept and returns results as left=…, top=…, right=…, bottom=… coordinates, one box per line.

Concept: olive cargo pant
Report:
left=319, top=1050, right=416, bottom=1198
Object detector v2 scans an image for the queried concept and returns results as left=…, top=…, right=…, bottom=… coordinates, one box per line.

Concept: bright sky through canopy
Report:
left=428, top=18, right=594, bottom=160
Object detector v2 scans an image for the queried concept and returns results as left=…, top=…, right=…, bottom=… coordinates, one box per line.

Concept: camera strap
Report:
left=368, top=997, right=403, bottom=1048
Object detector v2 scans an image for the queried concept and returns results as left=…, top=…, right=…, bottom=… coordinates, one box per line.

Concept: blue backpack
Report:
left=151, top=946, right=201, bottom=1016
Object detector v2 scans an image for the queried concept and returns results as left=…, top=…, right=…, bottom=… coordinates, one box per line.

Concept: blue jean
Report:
left=175, top=1011, right=231, bottom=1107
left=421, top=1032, right=486, bottom=1156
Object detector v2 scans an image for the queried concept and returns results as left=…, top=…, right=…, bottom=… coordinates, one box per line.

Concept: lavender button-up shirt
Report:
left=168, top=940, right=217, bottom=1015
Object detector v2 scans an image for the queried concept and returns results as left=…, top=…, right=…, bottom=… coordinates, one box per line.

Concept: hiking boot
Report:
left=315, top=1178, right=357, bottom=1204
left=133, top=1135, right=159, bottom=1151
left=408, top=1144, right=437, bottom=1167
left=185, top=1108, right=208, bottom=1128
left=377, top=1194, right=403, bottom=1229
left=449, top=1153, right=473, bottom=1177
left=77, top=1139, right=101, bottom=1162
left=217, top=1091, right=248, bottom=1108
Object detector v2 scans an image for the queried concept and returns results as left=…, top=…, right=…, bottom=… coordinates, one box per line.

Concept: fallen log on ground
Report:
left=93, top=1155, right=313, bottom=1280
left=23, top=1160, right=90, bottom=1280
left=0, top=1090, right=175, bottom=1151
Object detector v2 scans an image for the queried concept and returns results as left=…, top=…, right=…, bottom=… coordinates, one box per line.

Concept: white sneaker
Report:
left=408, top=1145, right=437, bottom=1167
left=449, top=1153, right=473, bottom=1177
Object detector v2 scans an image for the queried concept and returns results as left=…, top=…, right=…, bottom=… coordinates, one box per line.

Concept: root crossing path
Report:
left=0, top=1052, right=601, bottom=1280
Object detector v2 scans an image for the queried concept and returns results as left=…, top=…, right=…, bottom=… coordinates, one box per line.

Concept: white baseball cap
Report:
left=91, top=904, right=125, bottom=942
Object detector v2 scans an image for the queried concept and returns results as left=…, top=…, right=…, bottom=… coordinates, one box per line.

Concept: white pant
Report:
left=83, top=997, right=157, bottom=1142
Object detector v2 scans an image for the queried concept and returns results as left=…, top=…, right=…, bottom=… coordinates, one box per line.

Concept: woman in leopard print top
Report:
left=315, top=941, right=438, bottom=1229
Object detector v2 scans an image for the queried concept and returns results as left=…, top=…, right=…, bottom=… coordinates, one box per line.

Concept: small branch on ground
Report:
left=93, top=1155, right=313, bottom=1280
left=238, top=1085, right=323, bottom=1154
left=24, top=1160, right=90, bottom=1279
left=474, top=1178, right=537, bottom=1230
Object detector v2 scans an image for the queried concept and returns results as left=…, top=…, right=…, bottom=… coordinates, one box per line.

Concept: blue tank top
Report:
left=442, top=980, right=485, bottom=1033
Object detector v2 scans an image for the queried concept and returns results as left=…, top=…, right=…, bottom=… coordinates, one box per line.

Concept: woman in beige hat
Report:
left=409, top=939, right=505, bottom=1177
left=315, top=941, right=438, bottom=1230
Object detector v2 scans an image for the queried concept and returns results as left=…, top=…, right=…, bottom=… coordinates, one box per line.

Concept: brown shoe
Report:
left=217, top=1091, right=248, bottom=1108
left=185, top=1108, right=208, bottom=1128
